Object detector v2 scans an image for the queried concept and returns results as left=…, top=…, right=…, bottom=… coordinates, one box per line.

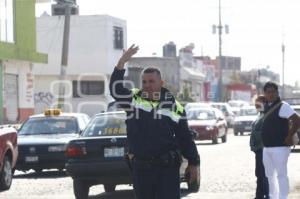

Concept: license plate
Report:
left=245, top=126, right=252, bottom=130
left=104, top=147, right=124, bottom=158
left=25, top=156, right=39, bottom=163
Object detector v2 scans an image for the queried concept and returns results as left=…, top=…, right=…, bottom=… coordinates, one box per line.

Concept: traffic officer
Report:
left=109, top=44, right=200, bottom=199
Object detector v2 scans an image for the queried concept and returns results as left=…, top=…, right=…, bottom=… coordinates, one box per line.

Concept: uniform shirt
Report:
left=109, top=68, right=200, bottom=166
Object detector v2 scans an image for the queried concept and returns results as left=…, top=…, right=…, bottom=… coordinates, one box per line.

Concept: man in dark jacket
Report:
left=109, top=44, right=200, bottom=199
left=261, top=81, right=300, bottom=199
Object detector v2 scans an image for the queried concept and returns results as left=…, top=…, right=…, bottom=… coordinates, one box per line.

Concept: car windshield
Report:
left=18, top=117, right=78, bottom=135
left=185, top=103, right=210, bottom=111
left=82, top=113, right=127, bottom=137
left=187, top=109, right=216, bottom=120
left=239, top=108, right=258, bottom=116
left=211, top=104, right=225, bottom=112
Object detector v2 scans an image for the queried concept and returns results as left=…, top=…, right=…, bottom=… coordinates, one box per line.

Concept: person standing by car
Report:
left=261, top=81, right=300, bottom=199
left=109, top=44, right=200, bottom=199
left=250, top=95, right=269, bottom=199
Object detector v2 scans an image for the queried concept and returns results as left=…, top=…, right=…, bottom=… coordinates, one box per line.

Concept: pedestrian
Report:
left=109, top=44, right=200, bottom=199
left=261, top=81, right=300, bottom=199
left=250, top=95, right=269, bottom=199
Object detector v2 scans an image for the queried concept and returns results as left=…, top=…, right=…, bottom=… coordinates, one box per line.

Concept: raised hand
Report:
left=116, top=44, right=139, bottom=69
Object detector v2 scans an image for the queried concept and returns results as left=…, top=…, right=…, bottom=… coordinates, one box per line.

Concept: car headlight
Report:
left=206, top=126, right=215, bottom=131
left=48, top=145, right=66, bottom=152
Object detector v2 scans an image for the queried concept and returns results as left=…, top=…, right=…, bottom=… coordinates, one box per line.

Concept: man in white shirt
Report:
left=261, top=81, right=300, bottom=199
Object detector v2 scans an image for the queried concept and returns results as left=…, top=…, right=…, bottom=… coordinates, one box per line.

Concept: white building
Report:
left=33, top=15, right=127, bottom=116
left=179, top=47, right=205, bottom=101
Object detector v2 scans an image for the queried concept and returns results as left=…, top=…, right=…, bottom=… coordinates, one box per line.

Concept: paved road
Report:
left=2, top=130, right=300, bottom=199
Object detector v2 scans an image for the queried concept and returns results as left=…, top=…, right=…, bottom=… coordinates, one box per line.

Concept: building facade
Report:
left=0, top=0, right=47, bottom=123
left=33, top=15, right=126, bottom=116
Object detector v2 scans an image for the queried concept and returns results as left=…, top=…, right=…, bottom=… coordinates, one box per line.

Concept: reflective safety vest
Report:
left=130, top=88, right=184, bottom=123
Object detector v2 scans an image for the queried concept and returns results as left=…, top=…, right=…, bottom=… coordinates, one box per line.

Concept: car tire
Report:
left=212, top=137, right=218, bottom=144
left=234, top=130, right=238, bottom=136
left=221, top=134, right=227, bottom=143
left=73, top=178, right=89, bottom=199
left=104, top=184, right=116, bottom=193
left=0, top=156, right=13, bottom=191
left=187, top=166, right=200, bottom=193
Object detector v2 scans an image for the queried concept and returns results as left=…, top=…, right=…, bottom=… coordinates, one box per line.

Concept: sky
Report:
left=36, top=0, right=300, bottom=86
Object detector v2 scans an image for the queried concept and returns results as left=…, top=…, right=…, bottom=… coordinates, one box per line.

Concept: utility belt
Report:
left=126, top=149, right=182, bottom=169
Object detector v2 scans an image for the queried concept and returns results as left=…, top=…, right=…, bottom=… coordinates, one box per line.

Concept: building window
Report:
left=0, top=0, right=15, bottom=43
left=73, top=81, right=105, bottom=98
left=113, top=26, right=123, bottom=49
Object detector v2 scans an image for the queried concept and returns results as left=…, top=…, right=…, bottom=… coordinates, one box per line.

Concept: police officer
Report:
left=109, top=44, right=200, bottom=199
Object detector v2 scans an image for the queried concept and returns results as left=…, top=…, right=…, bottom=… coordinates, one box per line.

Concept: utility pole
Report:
left=212, top=0, right=229, bottom=102
left=57, top=0, right=74, bottom=109
left=218, top=0, right=223, bottom=102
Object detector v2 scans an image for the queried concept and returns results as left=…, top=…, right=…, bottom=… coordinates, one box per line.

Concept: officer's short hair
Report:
left=263, top=81, right=278, bottom=92
left=142, top=67, right=161, bottom=79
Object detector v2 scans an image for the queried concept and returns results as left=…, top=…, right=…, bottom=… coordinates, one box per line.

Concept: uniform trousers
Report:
left=132, top=160, right=181, bottom=199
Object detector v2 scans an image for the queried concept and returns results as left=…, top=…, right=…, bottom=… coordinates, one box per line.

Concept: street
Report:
left=1, top=130, right=300, bottom=199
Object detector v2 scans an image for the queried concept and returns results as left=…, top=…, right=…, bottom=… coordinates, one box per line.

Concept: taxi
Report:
left=16, top=109, right=90, bottom=173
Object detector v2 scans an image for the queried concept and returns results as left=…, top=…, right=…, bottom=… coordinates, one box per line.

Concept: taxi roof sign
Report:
left=44, top=109, right=61, bottom=116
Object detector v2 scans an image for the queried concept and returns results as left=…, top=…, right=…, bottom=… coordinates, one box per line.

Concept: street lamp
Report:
left=212, top=0, right=229, bottom=102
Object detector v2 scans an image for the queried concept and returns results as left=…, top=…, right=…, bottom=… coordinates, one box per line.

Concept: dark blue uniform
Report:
left=109, top=68, right=200, bottom=199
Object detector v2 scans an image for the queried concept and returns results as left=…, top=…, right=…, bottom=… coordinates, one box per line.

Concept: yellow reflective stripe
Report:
left=150, top=101, right=159, bottom=108
left=175, top=100, right=184, bottom=114
left=131, top=89, right=160, bottom=111
left=132, top=97, right=152, bottom=112
left=156, top=109, right=181, bottom=123
left=130, top=88, right=140, bottom=95
left=132, top=102, right=152, bottom=112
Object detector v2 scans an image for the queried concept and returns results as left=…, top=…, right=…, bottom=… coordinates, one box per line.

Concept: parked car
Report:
left=185, top=102, right=211, bottom=112
left=209, top=102, right=235, bottom=127
left=291, top=105, right=300, bottom=145
left=65, top=111, right=200, bottom=199
left=228, top=100, right=250, bottom=108
left=16, top=109, right=90, bottom=173
left=230, top=106, right=241, bottom=116
left=0, top=127, right=18, bottom=191
left=187, top=107, right=227, bottom=144
left=228, top=100, right=250, bottom=116
left=233, top=106, right=258, bottom=136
